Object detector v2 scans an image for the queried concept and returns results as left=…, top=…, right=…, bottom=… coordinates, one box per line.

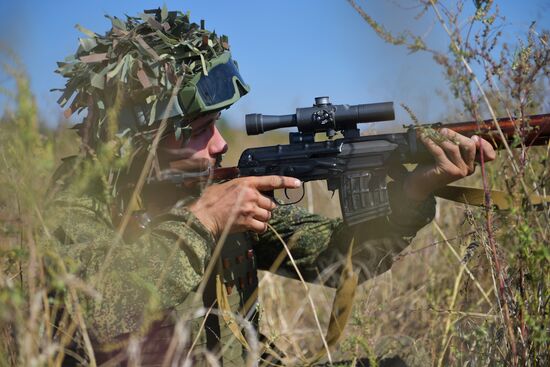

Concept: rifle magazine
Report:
left=339, top=169, right=391, bottom=226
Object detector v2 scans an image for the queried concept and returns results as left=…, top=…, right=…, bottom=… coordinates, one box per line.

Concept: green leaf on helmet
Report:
left=90, top=71, right=106, bottom=90
left=56, top=87, right=75, bottom=107
left=75, top=24, right=97, bottom=38
left=199, top=54, right=207, bottom=76
left=105, top=15, right=127, bottom=31
left=57, top=8, right=237, bottom=154
left=79, top=37, right=98, bottom=52
left=106, top=54, right=130, bottom=80
left=208, top=46, right=217, bottom=58
left=155, top=30, right=179, bottom=46
left=120, top=55, right=134, bottom=83
left=134, top=36, right=160, bottom=61
left=161, top=5, right=168, bottom=22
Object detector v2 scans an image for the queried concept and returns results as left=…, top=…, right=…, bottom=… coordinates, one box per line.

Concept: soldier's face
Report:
left=186, top=112, right=228, bottom=163
left=160, top=112, right=228, bottom=167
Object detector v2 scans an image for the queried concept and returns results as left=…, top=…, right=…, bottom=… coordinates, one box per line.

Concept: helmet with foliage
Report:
left=54, top=7, right=249, bottom=152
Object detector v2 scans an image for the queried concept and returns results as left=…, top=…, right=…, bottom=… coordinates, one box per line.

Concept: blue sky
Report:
left=0, top=1, right=548, bottom=130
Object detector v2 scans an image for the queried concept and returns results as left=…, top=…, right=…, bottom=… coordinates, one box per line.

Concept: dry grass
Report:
left=1, top=1, right=549, bottom=366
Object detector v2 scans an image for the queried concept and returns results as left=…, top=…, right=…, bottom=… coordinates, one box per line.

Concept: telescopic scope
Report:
left=246, top=96, right=395, bottom=136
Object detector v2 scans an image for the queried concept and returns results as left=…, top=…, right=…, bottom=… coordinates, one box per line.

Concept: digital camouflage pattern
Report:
left=47, top=161, right=435, bottom=365
left=50, top=190, right=215, bottom=344
left=255, top=181, right=435, bottom=286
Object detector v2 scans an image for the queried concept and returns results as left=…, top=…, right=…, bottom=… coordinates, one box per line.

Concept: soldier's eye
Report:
left=191, top=122, right=214, bottom=137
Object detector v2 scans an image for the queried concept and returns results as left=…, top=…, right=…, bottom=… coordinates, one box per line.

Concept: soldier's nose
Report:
left=209, top=126, right=228, bottom=156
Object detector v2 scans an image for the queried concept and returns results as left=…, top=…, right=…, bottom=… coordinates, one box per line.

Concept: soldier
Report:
left=50, top=9, right=495, bottom=366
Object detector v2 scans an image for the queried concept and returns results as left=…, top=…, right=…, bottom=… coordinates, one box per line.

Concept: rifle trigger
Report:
left=282, top=182, right=306, bottom=205
left=264, top=190, right=283, bottom=206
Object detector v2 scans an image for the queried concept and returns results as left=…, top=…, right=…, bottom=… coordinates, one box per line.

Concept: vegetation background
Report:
left=1, top=1, right=549, bottom=366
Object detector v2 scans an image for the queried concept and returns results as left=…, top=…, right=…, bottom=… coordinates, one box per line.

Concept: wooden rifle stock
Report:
left=439, top=113, right=550, bottom=148
left=426, top=113, right=550, bottom=209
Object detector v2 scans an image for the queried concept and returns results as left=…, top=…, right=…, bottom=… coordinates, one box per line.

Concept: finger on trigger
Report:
left=254, top=175, right=301, bottom=191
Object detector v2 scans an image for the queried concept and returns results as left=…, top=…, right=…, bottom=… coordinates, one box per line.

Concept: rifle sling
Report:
left=434, top=185, right=550, bottom=210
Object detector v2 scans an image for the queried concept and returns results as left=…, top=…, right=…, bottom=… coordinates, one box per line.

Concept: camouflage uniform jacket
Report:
left=49, top=171, right=435, bottom=366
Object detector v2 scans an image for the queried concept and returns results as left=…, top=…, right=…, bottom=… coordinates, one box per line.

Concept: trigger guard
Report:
left=272, top=196, right=284, bottom=206
left=280, top=184, right=306, bottom=205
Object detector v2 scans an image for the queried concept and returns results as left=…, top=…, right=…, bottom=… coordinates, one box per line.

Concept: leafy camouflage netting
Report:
left=53, top=7, right=230, bottom=150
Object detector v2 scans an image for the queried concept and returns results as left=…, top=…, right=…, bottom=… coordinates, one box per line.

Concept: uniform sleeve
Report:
left=50, top=194, right=215, bottom=344
left=253, top=180, right=435, bottom=287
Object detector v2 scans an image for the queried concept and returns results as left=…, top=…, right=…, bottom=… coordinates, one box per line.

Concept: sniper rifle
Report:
left=166, top=96, right=550, bottom=225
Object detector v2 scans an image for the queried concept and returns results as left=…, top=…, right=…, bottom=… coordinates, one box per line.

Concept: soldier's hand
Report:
left=403, top=128, right=496, bottom=201
left=188, top=176, right=301, bottom=238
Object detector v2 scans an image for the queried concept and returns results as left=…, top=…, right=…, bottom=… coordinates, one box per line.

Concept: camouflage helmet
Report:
left=54, top=7, right=249, bottom=150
